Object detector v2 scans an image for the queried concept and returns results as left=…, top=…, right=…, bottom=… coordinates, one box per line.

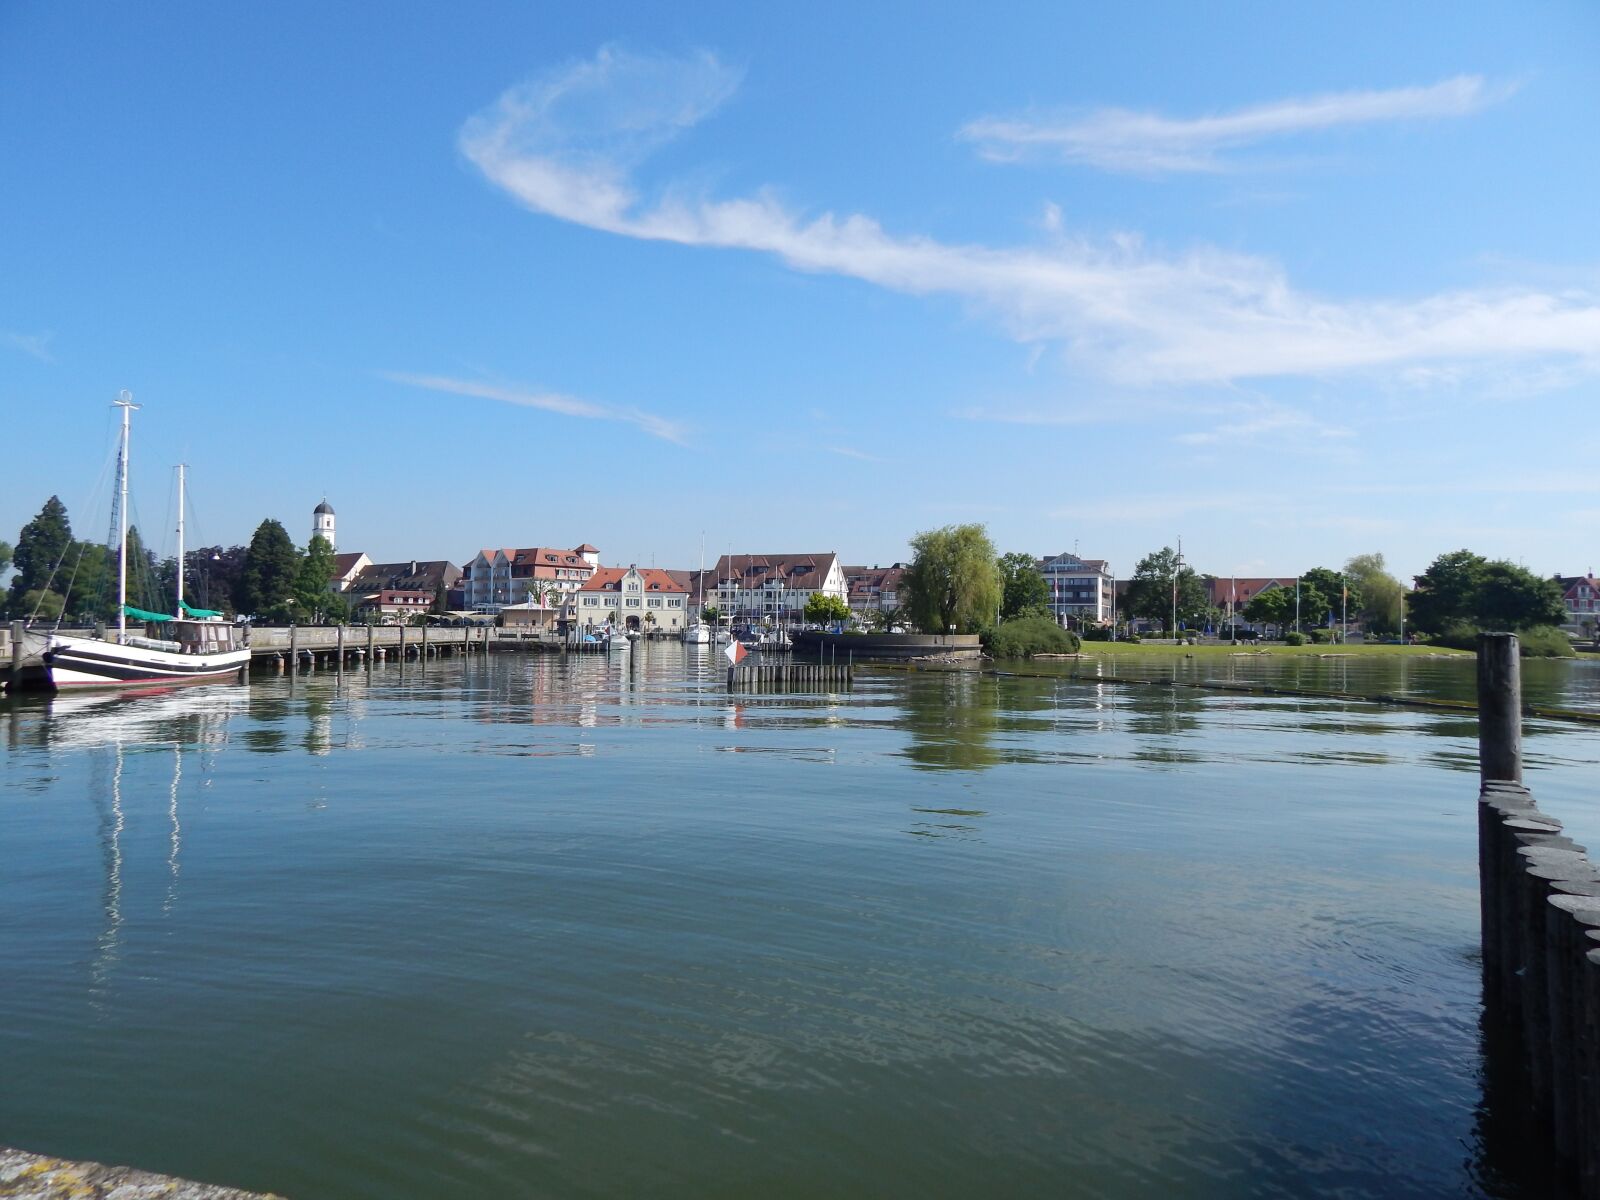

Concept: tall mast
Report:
left=175, top=463, right=186, bottom=618
left=113, top=392, right=139, bottom=641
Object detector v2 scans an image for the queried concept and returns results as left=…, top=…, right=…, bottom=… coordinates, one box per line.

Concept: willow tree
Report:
left=902, top=524, right=1001, bottom=634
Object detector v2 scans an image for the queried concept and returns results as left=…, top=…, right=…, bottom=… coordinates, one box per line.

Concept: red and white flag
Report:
left=723, top=640, right=747, bottom=666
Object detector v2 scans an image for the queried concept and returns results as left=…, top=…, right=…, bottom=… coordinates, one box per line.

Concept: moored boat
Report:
left=40, top=396, right=251, bottom=690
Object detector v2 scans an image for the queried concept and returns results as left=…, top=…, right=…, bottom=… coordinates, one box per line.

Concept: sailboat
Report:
left=39, top=395, right=252, bottom=689
left=684, top=532, right=711, bottom=645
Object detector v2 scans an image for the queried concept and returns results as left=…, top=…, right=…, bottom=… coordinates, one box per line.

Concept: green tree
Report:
left=1408, top=550, right=1565, bottom=637
left=1408, top=550, right=1487, bottom=635
left=7, top=495, right=73, bottom=613
left=1475, top=562, right=1566, bottom=631
left=293, top=535, right=338, bottom=621
left=804, top=592, right=851, bottom=624
left=431, top=580, right=448, bottom=615
left=235, top=519, right=301, bottom=621
left=20, top=588, right=64, bottom=621
left=701, top=604, right=721, bottom=624
left=1243, top=586, right=1293, bottom=635
left=0, top=539, right=11, bottom=577
left=997, top=551, right=1050, bottom=620
left=1343, top=553, right=1404, bottom=636
left=1301, top=566, right=1360, bottom=629
left=1124, top=547, right=1206, bottom=634
left=902, top=524, right=1001, bottom=634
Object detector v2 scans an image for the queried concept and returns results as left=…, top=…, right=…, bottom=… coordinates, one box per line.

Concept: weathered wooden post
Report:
left=366, top=623, right=375, bottom=666
left=1478, top=632, right=1522, bottom=783
left=288, top=623, right=298, bottom=674
left=422, top=622, right=429, bottom=658
left=9, top=620, right=22, bottom=690
left=398, top=623, right=406, bottom=659
left=337, top=624, right=345, bottom=667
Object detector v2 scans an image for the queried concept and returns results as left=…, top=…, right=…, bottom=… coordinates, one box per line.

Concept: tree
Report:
left=1243, top=586, right=1293, bottom=635
left=1123, top=547, right=1206, bottom=634
left=1409, top=550, right=1566, bottom=636
left=20, top=588, right=64, bottom=621
left=1343, top=552, right=1404, bottom=636
left=1408, top=550, right=1487, bottom=635
left=432, top=581, right=448, bottom=615
left=804, top=592, right=851, bottom=625
left=1475, top=562, right=1566, bottom=631
left=902, top=524, right=1001, bottom=634
left=1301, top=566, right=1360, bottom=629
left=293, top=535, right=338, bottom=621
left=235, top=519, right=301, bottom=621
left=0, top=539, right=11, bottom=577
left=184, top=544, right=246, bottom=615
left=7, top=496, right=73, bottom=613
left=997, top=551, right=1050, bottom=621
left=702, top=604, right=721, bottom=624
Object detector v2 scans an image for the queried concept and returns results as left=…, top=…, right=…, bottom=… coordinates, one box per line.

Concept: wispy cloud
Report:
left=3, top=329, right=54, bottom=362
left=958, top=75, right=1515, bottom=174
left=827, top=445, right=881, bottom=462
left=381, top=371, right=686, bottom=443
left=1174, top=401, right=1353, bottom=446
left=459, top=52, right=1598, bottom=391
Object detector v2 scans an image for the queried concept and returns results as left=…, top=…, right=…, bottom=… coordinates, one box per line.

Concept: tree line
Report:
left=890, top=524, right=1573, bottom=651
left=2, top=497, right=352, bottom=624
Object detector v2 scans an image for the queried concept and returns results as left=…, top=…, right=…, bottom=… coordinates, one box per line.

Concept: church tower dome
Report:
left=312, top=499, right=336, bottom=551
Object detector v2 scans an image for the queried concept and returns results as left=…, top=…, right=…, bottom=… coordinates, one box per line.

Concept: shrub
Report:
left=1081, top=625, right=1113, bottom=641
left=1517, top=625, right=1577, bottom=658
left=986, top=615, right=1082, bottom=658
left=1283, top=631, right=1306, bottom=646
left=1308, top=628, right=1332, bottom=644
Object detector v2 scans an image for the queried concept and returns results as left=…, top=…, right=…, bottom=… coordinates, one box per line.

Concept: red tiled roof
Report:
left=711, top=553, right=839, bottom=592
left=580, top=566, right=689, bottom=593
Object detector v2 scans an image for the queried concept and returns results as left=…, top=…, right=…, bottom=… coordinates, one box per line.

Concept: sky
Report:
left=3, top=1, right=1597, bottom=583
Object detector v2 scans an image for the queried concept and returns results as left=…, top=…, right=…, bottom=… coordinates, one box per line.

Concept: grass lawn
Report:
left=1079, top=641, right=1471, bottom=658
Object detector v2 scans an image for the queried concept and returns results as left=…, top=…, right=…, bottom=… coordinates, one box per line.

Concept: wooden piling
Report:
left=288, top=624, right=298, bottom=674
left=1479, top=632, right=1522, bottom=783
left=9, top=620, right=21, bottom=691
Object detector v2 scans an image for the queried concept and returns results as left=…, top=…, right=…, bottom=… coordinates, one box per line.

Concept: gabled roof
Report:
left=575, top=543, right=600, bottom=554
left=348, top=560, right=463, bottom=593
left=711, top=553, right=840, bottom=591
left=332, top=552, right=368, bottom=575
left=580, top=566, right=690, bottom=594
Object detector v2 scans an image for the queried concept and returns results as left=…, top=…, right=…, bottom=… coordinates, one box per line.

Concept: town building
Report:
left=844, top=564, right=908, bottom=624
left=1557, top=574, right=1599, bottom=635
left=1038, top=552, right=1115, bottom=626
left=352, top=589, right=434, bottom=623
left=330, top=552, right=372, bottom=593
left=1205, top=577, right=1296, bottom=628
left=461, top=544, right=599, bottom=611
left=709, top=553, right=848, bottom=627
left=345, top=560, right=462, bottom=621
left=577, top=566, right=690, bottom=633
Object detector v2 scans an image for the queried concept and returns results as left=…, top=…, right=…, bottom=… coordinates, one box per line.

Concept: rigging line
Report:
left=27, top=436, right=121, bottom=623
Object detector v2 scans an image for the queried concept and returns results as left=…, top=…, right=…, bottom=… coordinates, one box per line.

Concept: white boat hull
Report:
left=43, top=632, right=251, bottom=690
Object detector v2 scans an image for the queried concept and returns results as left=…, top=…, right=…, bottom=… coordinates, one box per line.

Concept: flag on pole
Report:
left=723, top=640, right=747, bottom=666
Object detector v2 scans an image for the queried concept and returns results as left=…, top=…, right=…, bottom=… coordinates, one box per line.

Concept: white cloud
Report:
left=381, top=371, right=686, bottom=443
left=3, top=330, right=54, bottom=362
left=827, top=445, right=881, bottom=461
left=1174, top=401, right=1354, bottom=446
left=459, top=52, right=1600, bottom=390
left=958, top=75, right=1515, bottom=173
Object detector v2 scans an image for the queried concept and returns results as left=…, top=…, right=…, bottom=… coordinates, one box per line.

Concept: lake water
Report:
left=4, top=646, right=1599, bottom=1199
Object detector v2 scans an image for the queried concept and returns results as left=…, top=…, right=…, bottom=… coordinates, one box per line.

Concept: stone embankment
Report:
left=0, top=1147, right=280, bottom=1199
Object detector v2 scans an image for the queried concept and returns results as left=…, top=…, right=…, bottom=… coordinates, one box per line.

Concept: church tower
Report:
left=312, top=499, right=336, bottom=551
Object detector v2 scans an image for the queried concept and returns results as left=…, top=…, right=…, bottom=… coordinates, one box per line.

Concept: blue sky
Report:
left=3, top=1, right=1597, bottom=583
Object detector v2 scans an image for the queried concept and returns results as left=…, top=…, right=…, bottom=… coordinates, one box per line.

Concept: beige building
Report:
left=577, top=566, right=690, bottom=633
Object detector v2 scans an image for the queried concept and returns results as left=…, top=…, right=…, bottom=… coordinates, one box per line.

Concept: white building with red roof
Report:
left=709, top=553, right=847, bottom=627
left=461, top=543, right=600, bottom=611
left=578, top=565, right=690, bottom=633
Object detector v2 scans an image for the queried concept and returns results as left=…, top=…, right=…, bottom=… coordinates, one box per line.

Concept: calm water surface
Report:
left=3, top=647, right=1599, bottom=1199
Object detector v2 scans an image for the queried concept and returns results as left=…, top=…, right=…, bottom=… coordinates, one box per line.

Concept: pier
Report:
left=1477, top=632, right=1600, bottom=1196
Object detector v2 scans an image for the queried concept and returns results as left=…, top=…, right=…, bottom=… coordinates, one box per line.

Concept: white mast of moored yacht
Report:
left=175, top=462, right=186, bottom=618
left=113, top=392, right=139, bottom=642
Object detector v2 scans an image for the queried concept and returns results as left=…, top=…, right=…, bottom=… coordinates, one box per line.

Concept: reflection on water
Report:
left=1, top=649, right=1597, bottom=1199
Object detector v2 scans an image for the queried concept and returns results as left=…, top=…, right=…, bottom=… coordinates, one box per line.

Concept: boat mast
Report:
left=175, top=462, right=186, bottom=618
left=113, top=392, right=139, bottom=642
